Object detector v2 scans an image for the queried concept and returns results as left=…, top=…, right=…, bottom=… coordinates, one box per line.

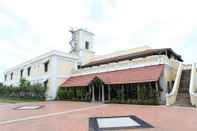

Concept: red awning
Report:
left=61, top=64, right=164, bottom=87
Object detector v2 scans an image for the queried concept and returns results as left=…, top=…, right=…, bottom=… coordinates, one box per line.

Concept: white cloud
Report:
left=1, top=0, right=197, bottom=82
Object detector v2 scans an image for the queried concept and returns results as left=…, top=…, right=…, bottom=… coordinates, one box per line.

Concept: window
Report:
left=44, top=61, right=49, bottom=72
left=11, top=72, right=13, bottom=80
left=77, top=65, right=81, bottom=69
left=27, top=67, right=31, bottom=76
left=4, top=74, right=7, bottom=81
left=172, top=80, right=175, bottom=87
left=85, top=41, right=89, bottom=49
left=44, top=80, right=48, bottom=87
left=20, top=69, right=24, bottom=78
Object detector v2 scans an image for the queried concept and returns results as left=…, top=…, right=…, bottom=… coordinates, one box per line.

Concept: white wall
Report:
left=3, top=50, right=78, bottom=100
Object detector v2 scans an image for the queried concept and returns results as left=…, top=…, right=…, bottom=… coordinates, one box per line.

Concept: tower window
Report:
left=85, top=41, right=89, bottom=50
left=44, top=61, right=49, bottom=72
left=27, top=67, right=31, bottom=76
left=77, top=65, right=81, bottom=69
left=20, top=69, right=24, bottom=78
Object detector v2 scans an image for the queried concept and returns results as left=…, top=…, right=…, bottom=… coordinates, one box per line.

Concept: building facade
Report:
left=4, top=28, right=197, bottom=106
left=4, top=51, right=78, bottom=100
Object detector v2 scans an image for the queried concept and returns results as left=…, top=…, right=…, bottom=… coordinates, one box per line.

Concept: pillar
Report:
left=99, top=85, right=101, bottom=101
left=108, top=85, right=111, bottom=101
left=137, top=84, right=140, bottom=100
left=92, top=85, right=95, bottom=102
left=155, top=82, right=159, bottom=96
left=155, top=82, right=160, bottom=104
left=121, top=85, right=124, bottom=102
left=102, top=84, right=105, bottom=103
left=149, top=83, right=152, bottom=97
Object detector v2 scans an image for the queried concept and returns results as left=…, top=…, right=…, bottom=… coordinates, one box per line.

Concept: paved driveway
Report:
left=0, top=101, right=196, bottom=131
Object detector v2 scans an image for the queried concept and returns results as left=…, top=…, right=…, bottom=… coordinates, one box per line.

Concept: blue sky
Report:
left=0, top=0, right=197, bottom=82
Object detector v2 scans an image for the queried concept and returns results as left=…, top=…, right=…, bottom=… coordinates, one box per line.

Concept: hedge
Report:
left=0, top=79, right=47, bottom=100
left=56, top=87, right=91, bottom=102
left=57, top=84, right=159, bottom=105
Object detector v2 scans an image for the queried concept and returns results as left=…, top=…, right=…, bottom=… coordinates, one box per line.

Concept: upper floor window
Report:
left=20, top=69, right=24, bottom=78
left=4, top=74, right=7, bottom=81
left=77, top=65, right=81, bottom=69
left=44, top=61, right=49, bottom=72
left=11, top=72, right=13, bottom=80
left=85, top=41, right=89, bottom=50
left=44, top=79, right=48, bottom=87
left=27, top=67, right=31, bottom=76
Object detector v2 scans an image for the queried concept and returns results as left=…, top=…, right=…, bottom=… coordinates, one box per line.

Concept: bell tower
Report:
left=69, top=28, right=95, bottom=65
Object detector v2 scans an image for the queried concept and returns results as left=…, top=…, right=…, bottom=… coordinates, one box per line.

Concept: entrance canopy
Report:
left=61, top=64, right=164, bottom=87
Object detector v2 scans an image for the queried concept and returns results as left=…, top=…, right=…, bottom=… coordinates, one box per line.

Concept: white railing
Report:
left=72, top=55, right=171, bottom=76
left=166, top=63, right=183, bottom=106
left=189, top=63, right=197, bottom=107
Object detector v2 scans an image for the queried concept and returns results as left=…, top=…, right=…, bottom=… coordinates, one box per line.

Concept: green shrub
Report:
left=57, top=87, right=91, bottom=102
left=0, top=79, right=47, bottom=100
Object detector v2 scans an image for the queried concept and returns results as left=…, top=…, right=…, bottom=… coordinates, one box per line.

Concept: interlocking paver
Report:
left=0, top=101, right=196, bottom=131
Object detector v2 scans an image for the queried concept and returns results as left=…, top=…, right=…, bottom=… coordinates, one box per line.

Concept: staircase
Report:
left=174, top=70, right=192, bottom=107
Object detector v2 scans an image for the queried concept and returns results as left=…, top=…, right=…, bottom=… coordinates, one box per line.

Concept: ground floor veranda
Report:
left=60, top=65, right=164, bottom=105
left=59, top=79, right=161, bottom=105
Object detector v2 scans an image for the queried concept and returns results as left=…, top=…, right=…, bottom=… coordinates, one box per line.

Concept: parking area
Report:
left=0, top=101, right=196, bottom=131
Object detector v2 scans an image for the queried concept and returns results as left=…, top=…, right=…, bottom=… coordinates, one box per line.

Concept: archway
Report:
left=90, top=77, right=105, bottom=102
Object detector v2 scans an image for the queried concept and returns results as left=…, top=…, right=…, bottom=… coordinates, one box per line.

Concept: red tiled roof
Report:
left=61, top=64, right=164, bottom=87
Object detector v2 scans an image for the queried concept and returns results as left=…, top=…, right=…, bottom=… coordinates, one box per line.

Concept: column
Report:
left=155, top=82, right=159, bottom=97
left=149, top=83, right=152, bottom=97
left=121, top=85, right=124, bottom=102
left=102, top=84, right=105, bottom=103
left=99, top=85, right=101, bottom=101
left=108, top=85, right=111, bottom=101
left=137, top=84, right=140, bottom=101
left=92, top=85, right=95, bottom=102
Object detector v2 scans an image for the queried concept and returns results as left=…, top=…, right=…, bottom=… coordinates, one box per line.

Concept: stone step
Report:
left=173, top=69, right=192, bottom=107
left=174, top=96, right=192, bottom=107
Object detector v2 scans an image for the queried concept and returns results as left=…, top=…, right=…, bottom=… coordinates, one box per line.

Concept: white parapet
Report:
left=72, top=55, right=177, bottom=77
left=166, top=63, right=183, bottom=106
left=189, top=63, right=197, bottom=107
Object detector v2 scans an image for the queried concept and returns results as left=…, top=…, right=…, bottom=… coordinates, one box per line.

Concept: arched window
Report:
left=85, top=41, right=89, bottom=50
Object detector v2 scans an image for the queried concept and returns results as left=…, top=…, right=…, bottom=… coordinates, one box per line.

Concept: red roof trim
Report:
left=61, top=64, right=164, bottom=87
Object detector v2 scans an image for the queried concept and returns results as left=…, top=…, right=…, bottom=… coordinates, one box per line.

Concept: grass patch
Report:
left=0, top=98, right=44, bottom=104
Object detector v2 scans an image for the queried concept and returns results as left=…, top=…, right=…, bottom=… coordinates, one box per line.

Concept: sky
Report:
left=1, top=0, right=197, bottom=82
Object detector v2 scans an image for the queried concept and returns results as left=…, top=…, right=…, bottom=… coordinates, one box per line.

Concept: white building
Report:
left=3, top=29, right=95, bottom=100
left=3, top=29, right=197, bottom=106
